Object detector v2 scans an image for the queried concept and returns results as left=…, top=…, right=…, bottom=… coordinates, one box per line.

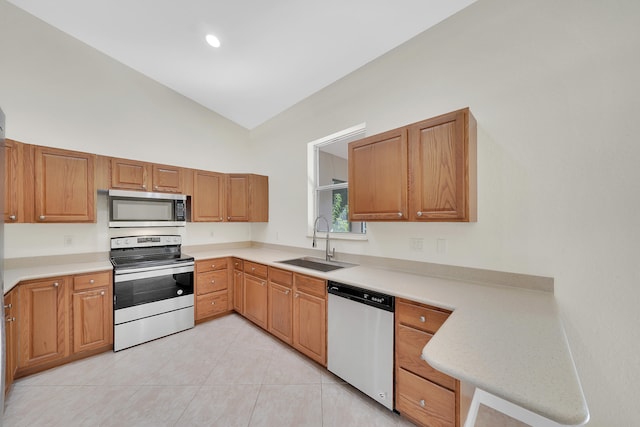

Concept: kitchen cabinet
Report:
left=71, top=271, right=113, bottom=354
left=4, top=139, right=25, bottom=223
left=267, top=267, right=293, bottom=344
left=349, top=127, right=409, bottom=220
left=192, top=170, right=226, bottom=222
left=4, top=288, right=18, bottom=396
left=232, top=258, right=244, bottom=313
left=292, top=273, right=327, bottom=366
left=227, top=174, right=269, bottom=222
left=348, top=108, right=476, bottom=222
left=33, top=145, right=96, bottom=223
left=395, top=298, right=459, bottom=427
left=195, top=258, right=231, bottom=321
left=18, top=276, right=70, bottom=370
left=110, top=158, right=186, bottom=194
left=243, top=261, right=268, bottom=329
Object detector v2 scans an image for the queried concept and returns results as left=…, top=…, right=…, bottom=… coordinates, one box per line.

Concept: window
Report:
left=307, top=124, right=366, bottom=237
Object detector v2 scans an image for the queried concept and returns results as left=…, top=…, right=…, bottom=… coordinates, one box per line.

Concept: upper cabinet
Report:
left=192, top=170, right=226, bottom=222
left=110, top=157, right=186, bottom=194
left=4, top=139, right=24, bottom=223
left=348, top=108, right=477, bottom=222
left=33, top=146, right=96, bottom=223
left=227, top=174, right=268, bottom=222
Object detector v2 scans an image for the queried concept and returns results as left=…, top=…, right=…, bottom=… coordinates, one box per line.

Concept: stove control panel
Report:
left=111, top=235, right=182, bottom=249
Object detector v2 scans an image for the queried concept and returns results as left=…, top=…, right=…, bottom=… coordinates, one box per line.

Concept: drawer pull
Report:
left=419, top=315, right=426, bottom=323
left=211, top=264, right=215, bottom=268
left=89, top=279, right=95, bottom=284
left=6, top=317, right=15, bottom=322
left=211, top=301, right=216, bottom=305
left=211, top=280, right=215, bottom=284
left=416, top=211, right=423, bottom=217
left=100, top=291, right=105, bottom=296
left=419, top=399, right=426, bottom=408
left=285, top=290, right=290, bottom=295
left=39, top=215, right=46, bottom=220
left=4, top=303, right=11, bottom=309
left=261, top=281, right=265, bottom=286
left=251, top=267, right=255, bottom=272
left=9, top=215, right=16, bottom=221
left=53, top=282, right=59, bottom=287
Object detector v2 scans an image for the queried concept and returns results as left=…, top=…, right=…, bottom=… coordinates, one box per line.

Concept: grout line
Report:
left=246, top=383, right=264, bottom=427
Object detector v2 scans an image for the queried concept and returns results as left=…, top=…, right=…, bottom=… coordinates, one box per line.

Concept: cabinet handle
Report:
left=53, top=282, right=59, bottom=287
left=9, top=215, right=16, bottom=221
left=295, top=293, right=299, bottom=298
left=416, top=211, right=423, bottom=217
left=219, top=217, right=222, bottom=221
left=4, top=303, right=11, bottom=309
left=260, top=281, right=265, bottom=286
left=39, top=215, right=46, bottom=220
left=397, top=212, right=403, bottom=217
left=210, top=280, right=215, bottom=284
left=419, top=315, right=426, bottom=323
left=6, top=317, right=15, bottom=323
left=100, top=291, right=105, bottom=296
left=211, top=264, right=215, bottom=268
left=251, top=267, right=255, bottom=271
left=285, top=290, right=290, bottom=295
left=89, top=279, right=95, bottom=284
left=227, top=216, right=231, bottom=220
left=419, top=399, right=426, bottom=408
left=142, top=184, right=146, bottom=189
left=211, top=301, right=216, bottom=305
left=154, top=185, right=158, bottom=190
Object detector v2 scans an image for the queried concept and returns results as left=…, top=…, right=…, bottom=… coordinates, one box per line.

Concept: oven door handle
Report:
left=114, top=264, right=194, bottom=282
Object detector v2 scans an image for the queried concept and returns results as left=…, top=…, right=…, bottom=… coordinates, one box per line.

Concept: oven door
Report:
left=114, top=264, right=194, bottom=310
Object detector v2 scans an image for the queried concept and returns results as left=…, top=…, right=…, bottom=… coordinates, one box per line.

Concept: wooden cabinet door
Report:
left=34, top=146, right=96, bottom=222
left=248, top=174, right=269, bottom=222
left=408, top=108, right=476, bottom=222
left=233, top=270, right=244, bottom=313
left=152, top=163, right=184, bottom=193
left=243, top=273, right=267, bottom=329
left=111, top=157, right=151, bottom=191
left=4, top=289, right=18, bottom=394
left=268, top=282, right=293, bottom=344
left=227, top=174, right=249, bottom=221
left=192, top=170, right=226, bottom=222
left=293, top=288, right=326, bottom=366
left=72, top=286, right=112, bottom=354
left=18, top=277, right=69, bottom=368
left=348, top=128, right=408, bottom=221
left=4, top=139, right=23, bottom=223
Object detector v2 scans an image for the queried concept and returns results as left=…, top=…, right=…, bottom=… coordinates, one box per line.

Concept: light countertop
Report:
left=3, top=245, right=589, bottom=425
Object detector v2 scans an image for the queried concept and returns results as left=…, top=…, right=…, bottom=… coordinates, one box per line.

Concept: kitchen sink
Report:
left=277, top=257, right=357, bottom=272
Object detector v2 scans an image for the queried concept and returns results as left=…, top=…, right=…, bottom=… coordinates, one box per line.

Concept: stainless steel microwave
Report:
left=108, top=189, right=187, bottom=227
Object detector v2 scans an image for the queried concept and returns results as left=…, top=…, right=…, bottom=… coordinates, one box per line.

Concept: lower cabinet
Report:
left=18, top=276, right=70, bottom=369
left=243, top=261, right=268, bottom=329
left=232, top=258, right=244, bottom=313
left=195, top=258, right=231, bottom=321
left=72, top=271, right=113, bottom=354
left=267, top=267, right=293, bottom=344
left=395, top=298, right=459, bottom=427
left=292, top=273, right=327, bottom=366
left=10, top=270, right=114, bottom=381
left=4, top=288, right=18, bottom=395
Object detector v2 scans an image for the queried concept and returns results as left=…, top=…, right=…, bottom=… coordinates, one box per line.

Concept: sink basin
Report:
left=277, top=257, right=357, bottom=272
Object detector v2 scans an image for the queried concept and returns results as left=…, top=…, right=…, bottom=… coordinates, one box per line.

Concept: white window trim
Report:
left=306, top=123, right=368, bottom=241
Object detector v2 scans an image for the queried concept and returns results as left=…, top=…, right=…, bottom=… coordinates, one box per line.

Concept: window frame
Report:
left=306, top=123, right=367, bottom=240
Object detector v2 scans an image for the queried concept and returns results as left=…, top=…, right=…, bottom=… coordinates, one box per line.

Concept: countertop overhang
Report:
left=3, top=245, right=589, bottom=425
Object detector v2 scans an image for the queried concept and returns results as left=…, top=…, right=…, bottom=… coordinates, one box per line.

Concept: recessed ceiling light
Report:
left=205, top=34, right=221, bottom=48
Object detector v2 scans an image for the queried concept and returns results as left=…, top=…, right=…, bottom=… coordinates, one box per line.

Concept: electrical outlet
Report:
left=63, top=235, right=73, bottom=246
left=410, top=237, right=424, bottom=251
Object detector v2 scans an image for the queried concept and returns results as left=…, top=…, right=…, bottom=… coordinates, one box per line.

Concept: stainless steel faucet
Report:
left=312, top=215, right=335, bottom=261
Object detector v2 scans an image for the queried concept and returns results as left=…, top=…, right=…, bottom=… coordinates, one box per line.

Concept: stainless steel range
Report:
left=110, top=235, right=194, bottom=351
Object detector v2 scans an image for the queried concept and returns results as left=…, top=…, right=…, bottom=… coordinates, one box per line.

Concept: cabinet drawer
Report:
left=244, top=261, right=268, bottom=279
left=73, top=271, right=112, bottom=291
left=197, top=293, right=228, bottom=318
left=397, top=300, right=450, bottom=334
left=197, top=270, right=228, bottom=295
left=396, top=324, right=456, bottom=390
left=294, top=274, right=326, bottom=298
left=397, top=368, right=455, bottom=427
left=232, top=258, right=244, bottom=271
left=196, top=258, right=228, bottom=273
left=269, top=267, right=293, bottom=288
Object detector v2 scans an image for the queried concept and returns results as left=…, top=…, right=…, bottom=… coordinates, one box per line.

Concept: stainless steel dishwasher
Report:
left=327, top=280, right=395, bottom=410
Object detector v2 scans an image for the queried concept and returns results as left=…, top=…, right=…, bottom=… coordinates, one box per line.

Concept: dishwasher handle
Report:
left=328, top=281, right=395, bottom=312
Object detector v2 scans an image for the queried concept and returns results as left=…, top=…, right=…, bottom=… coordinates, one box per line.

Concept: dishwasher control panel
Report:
left=327, top=281, right=395, bottom=312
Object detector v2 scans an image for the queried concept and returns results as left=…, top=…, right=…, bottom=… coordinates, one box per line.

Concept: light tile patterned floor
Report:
left=4, top=313, right=415, bottom=426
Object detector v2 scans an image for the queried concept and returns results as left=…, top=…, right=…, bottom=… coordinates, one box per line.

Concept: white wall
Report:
left=0, top=1, right=252, bottom=256
left=250, top=1, right=640, bottom=425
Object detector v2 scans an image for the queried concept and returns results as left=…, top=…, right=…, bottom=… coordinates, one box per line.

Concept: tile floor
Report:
left=3, top=313, right=415, bottom=426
